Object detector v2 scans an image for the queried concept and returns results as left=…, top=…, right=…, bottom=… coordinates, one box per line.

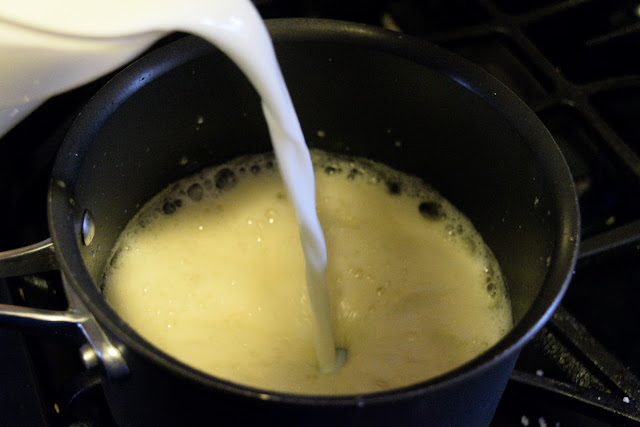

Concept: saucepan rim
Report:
left=49, top=18, right=580, bottom=405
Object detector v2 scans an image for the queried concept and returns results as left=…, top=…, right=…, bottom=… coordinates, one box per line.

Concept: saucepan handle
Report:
left=0, top=239, right=129, bottom=379
left=0, top=238, right=58, bottom=277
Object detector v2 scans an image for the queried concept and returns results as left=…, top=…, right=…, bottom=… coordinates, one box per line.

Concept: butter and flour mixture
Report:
left=104, top=150, right=512, bottom=395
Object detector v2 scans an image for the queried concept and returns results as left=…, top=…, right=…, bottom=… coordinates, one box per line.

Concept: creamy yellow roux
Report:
left=104, top=150, right=512, bottom=395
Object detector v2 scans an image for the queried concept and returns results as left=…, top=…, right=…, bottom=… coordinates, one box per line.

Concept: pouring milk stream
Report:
left=1, top=0, right=341, bottom=372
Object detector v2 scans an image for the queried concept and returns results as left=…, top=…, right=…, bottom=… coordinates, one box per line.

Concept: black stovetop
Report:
left=1, top=1, right=639, bottom=425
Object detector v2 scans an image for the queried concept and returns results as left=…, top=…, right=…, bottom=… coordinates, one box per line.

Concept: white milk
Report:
left=104, top=150, right=512, bottom=395
left=2, top=0, right=336, bottom=371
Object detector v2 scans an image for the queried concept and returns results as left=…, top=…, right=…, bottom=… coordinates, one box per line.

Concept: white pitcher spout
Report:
left=0, top=19, right=162, bottom=137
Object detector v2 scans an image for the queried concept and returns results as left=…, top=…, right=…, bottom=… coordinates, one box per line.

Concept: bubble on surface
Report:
left=346, top=168, right=362, bottom=181
left=162, top=202, right=176, bottom=215
left=215, top=168, right=237, bottom=190
left=486, top=282, right=497, bottom=297
left=324, top=165, right=340, bottom=175
left=265, top=208, right=278, bottom=224
left=187, top=183, right=204, bottom=201
left=386, top=181, right=401, bottom=195
left=418, top=201, right=445, bottom=220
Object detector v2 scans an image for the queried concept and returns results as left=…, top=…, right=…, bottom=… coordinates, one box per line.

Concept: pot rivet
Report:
left=79, top=344, right=99, bottom=370
left=82, top=209, right=95, bottom=246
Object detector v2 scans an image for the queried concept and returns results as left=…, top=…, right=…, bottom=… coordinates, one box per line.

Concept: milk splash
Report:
left=0, top=0, right=337, bottom=371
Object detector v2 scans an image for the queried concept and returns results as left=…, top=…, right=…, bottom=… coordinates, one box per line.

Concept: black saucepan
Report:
left=0, top=19, right=579, bottom=426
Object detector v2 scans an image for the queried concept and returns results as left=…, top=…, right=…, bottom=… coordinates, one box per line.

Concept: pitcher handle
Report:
left=0, top=239, right=129, bottom=379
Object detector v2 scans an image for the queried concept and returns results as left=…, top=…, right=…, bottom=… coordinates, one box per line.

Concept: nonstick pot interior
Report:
left=48, top=18, right=578, bottom=423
